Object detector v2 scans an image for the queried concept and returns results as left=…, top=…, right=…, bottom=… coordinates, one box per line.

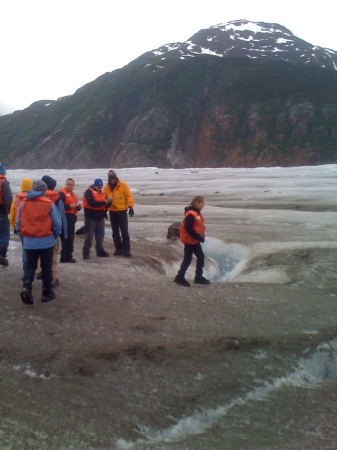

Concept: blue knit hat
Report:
left=93, top=178, right=103, bottom=187
left=0, top=163, right=6, bottom=174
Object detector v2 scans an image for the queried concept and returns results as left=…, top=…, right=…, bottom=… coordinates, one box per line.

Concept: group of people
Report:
left=1, top=162, right=210, bottom=305
left=0, top=166, right=135, bottom=305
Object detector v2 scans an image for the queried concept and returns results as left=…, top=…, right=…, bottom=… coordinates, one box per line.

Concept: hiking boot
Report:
left=114, top=249, right=123, bottom=256
left=0, top=248, right=8, bottom=266
left=83, top=254, right=90, bottom=260
left=51, top=279, right=60, bottom=288
left=123, top=251, right=132, bottom=257
left=20, top=283, right=34, bottom=305
left=61, top=258, right=77, bottom=263
left=97, top=250, right=109, bottom=257
left=173, top=275, right=190, bottom=287
left=194, top=276, right=210, bottom=285
left=0, top=254, right=8, bottom=266
left=41, top=290, right=56, bottom=303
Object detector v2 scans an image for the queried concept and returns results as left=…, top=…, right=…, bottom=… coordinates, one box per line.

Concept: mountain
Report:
left=1, top=19, right=337, bottom=169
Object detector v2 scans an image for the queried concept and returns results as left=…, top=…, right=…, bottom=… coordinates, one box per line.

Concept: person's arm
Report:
left=50, top=204, right=62, bottom=238
left=1, top=181, right=13, bottom=212
left=9, top=200, right=16, bottom=229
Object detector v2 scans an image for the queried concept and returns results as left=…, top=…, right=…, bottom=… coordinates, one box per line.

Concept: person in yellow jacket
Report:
left=9, top=177, right=33, bottom=267
left=103, top=170, right=134, bottom=257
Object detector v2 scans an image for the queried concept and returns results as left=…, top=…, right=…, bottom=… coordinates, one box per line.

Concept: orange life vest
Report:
left=180, top=210, right=205, bottom=245
left=59, top=187, right=78, bottom=215
left=45, top=189, right=59, bottom=204
left=13, top=192, right=27, bottom=220
left=20, top=197, right=53, bottom=238
left=82, top=188, right=106, bottom=211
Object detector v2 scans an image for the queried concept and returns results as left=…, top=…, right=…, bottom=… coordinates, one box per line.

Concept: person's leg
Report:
left=20, top=248, right=39, bottom=304
left=83, top=218, right=96, bottom=258
left=51, top=238, right=60, bottom=285
left=0, top=213, right=10, bottom=265
left=95, top=219, right=108, bottom=256
left=194, top=243, right=205, bottom=278
left=118, top=211, right=131, bottom=254
left=61, top=217, right=75, bottom=261
left=40, top=246, right=54, bottom=292
left=109, top=211, right=122, bottom=252
left=178, top=245, right=194, bottom=276
left=193, top=243, right=210, bottom=284
left=40, top=246, right=56, bottom=301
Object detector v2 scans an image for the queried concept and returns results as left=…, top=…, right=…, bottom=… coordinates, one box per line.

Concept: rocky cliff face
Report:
left=1, top=20, right=337, bottom=169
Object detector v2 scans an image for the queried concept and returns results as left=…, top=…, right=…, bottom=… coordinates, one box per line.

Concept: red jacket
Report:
left=46, top=189, right=59, bottom=204
left=180, top=210, right=205, bottom=245
left=59, top=187, right=79, bottom=215
left=20, top=197, right=53, bottom=238
left=82, top=188, right=106, bottom=211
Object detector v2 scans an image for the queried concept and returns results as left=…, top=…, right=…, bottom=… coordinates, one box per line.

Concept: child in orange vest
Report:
left=174, top=195, right=210, bottom=287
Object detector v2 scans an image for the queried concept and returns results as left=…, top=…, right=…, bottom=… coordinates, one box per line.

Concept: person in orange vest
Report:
left=0, top=163, right=13, bottom=266
left=59, top=178, right=81, bottom=263
left=173, top=195, right=210, bottom=287
left=35, top=175, right=67, bottom=288
left=9, top=178, right=33, bottom=267
left=16, top=180, right=62, bottom=304
left=82, top=179, right=112, bottom=260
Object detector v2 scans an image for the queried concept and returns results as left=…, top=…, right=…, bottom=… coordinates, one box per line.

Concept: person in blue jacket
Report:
left=17, top=180, right=62, bottom=304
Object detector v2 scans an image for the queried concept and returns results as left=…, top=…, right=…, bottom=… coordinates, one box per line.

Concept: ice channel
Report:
left=116, top=338, right=337, bottom=448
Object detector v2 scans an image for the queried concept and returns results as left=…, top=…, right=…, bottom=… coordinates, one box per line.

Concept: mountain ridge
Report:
left=1, top=19, right=337, bottom=169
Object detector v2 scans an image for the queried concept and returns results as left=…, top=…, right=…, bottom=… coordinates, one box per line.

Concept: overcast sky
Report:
left=1, top=0, right=336, bottom=116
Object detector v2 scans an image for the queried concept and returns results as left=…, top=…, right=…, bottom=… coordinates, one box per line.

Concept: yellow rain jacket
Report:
left=104, top=180, right=134, bottom=212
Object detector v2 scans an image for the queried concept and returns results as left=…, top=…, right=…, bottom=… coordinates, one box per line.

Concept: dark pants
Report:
left=0, top=213, right=9, bottom=253
left=61, top=215, right=76, bottom=261
left=83, top=217, right=105, bottom=256
left=23, top=246, right=54, bottom=292
left=109, top=210, right=130, bottom=252
left=178, top=243, right=204, bottom=278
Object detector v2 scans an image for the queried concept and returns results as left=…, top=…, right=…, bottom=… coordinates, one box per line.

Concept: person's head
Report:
left=93, top=178, right=103, bottom=192
left=65, top=178, right=75, bottom=192
left=20, top=178, right=33, bottom=192
left=108, top=170, right=118, bottom=187
left=42, top=175, right=57, bottom=191
left=190, top=195, right=205, bottom=211
left=0, top=162, right=6, bottom=175
left=33, top=180, right=47, bottom=193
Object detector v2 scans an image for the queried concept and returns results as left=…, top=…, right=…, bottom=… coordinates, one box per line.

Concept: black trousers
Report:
left=109, top=210, right=130, bottom=252
left=23, top=246, right=54, bottom=291
left=61, top=215, right=76, bottom=261
left=178, top=243, right=204, bottom=278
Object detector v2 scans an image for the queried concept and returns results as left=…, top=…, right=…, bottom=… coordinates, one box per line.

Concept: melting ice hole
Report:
left=202, top=237, right=249, bottom=282
left=116, top=338, right=337, bottom=448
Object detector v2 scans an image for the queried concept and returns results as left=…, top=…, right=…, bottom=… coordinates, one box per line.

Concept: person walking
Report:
left=16, top=180, right=62, bottom=304
left=82, top=178, right=111, bottom=260
left=174, top=195, right=210, bottom=287
left=104, top=170, right=134, bottom=257
left=9, top=178, right=33, bottom=267
left=0, top=163, right=13, bottom=266
left=59, top=178, right=81, bottom=263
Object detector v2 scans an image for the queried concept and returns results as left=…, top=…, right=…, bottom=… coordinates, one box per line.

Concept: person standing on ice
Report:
left=0, top=163, right=13, bottom=266
left=174, top=195, right=210, bottom=287
left=104, top=170, right=134, bottom=257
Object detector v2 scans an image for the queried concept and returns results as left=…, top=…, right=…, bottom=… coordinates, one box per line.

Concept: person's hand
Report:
left=128, top=207, right=134, bottom=217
